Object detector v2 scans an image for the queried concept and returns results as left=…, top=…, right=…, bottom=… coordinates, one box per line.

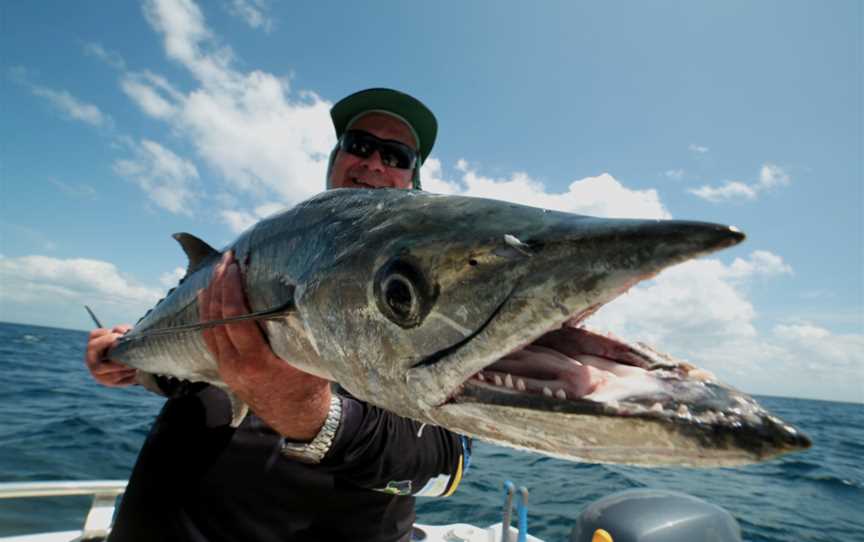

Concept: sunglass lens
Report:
left=379, top=148, right=412, bottom=169
left=343, top=132, right=374, bottom=158
left=341, top=131, right=416, bottom=170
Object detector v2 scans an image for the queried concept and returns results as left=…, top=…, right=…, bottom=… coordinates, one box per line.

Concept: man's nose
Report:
left=360, top=150, right=387, bottom=173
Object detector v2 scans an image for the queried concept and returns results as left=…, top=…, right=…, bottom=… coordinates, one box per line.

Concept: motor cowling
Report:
left=569, top=489, right=742, bottom=542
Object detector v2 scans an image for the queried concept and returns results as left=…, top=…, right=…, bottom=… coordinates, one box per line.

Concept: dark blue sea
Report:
left=0, top=322, right=861, bottom=540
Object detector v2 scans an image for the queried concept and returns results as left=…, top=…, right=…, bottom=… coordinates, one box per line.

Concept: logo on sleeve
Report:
left=375, top=480, right=413, bottom=496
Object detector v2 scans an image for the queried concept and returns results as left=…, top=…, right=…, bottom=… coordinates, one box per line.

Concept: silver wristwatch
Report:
left=280, top=394, right=342, bottom=464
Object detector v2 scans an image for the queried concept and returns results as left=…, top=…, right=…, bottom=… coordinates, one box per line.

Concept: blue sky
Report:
left=1, top=0, right=860, bottom=403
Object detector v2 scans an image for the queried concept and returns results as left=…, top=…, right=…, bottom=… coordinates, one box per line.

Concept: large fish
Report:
left=109, top=189, right=810, bottom=467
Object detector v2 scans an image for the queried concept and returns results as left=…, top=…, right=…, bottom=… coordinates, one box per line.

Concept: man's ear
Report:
left=412, top=162, right=422, bottom=190
left=325, top=144, right=339, bottom=189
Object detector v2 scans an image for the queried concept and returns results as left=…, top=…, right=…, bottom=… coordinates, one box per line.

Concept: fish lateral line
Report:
left=120, top=299, right=296, bottom=340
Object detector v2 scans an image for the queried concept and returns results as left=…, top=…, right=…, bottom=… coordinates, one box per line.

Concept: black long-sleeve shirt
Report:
left=108, top=385, right=468, bottom=542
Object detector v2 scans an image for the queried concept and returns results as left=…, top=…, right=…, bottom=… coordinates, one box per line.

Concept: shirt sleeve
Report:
left=317, top=394, right=471, bottom=498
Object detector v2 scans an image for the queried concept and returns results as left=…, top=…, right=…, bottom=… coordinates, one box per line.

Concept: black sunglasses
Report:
left=339, top=130, right=418, bottom=170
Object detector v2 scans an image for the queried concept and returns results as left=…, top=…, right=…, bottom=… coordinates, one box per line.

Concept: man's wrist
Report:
left=280, top=394, right=342, bottom=464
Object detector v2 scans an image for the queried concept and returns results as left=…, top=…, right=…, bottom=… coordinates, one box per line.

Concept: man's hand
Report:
left=85, top=325, right=137, bottom=387
left=198, top=252, right=331, bottom=441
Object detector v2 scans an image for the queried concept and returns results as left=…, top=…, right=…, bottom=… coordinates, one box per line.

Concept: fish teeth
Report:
left=476, top=372, right=485, bottom=382
left=516, top=378, right=526, bottom=391
left=555, top=389, right=567, bottom=400
left=504, top=374, right=514, bottom=389
left=542, top=386, right=553, bottom=398
left=650, top=402, right=664, bottom=413
left=494, top=374, right=503, bottom=386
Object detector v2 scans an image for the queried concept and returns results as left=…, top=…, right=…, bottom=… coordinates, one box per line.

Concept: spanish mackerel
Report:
left=109, top=189, right=810, bottom=467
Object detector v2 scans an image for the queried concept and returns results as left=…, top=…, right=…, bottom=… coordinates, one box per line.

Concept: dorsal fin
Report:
left=172, top=233, right=220, bottom=275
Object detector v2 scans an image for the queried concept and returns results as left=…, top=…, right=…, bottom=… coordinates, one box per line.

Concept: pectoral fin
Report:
left=225, top=390, right=250, bottom=428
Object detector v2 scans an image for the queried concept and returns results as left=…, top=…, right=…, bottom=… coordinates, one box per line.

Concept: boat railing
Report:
left=0, top=480, right=127, bottom=540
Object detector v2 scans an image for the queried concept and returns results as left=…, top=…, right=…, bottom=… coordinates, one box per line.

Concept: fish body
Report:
left=110, top=189, right=810, bottom=467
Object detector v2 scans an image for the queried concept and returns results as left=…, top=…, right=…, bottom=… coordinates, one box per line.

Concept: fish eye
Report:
left=383, top=274, right=416, bottom=320
left=374, top=258, right=436, bottom=328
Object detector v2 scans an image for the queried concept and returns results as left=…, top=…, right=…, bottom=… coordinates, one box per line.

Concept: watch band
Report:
left=280, top=394, right=342, bottom=464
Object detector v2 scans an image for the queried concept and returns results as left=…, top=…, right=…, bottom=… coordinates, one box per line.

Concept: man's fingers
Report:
left=210, top=255, right=239, bottom=361
left=92, top=360, right=135, bottom=375
left=114, top=373, right=139, bottom=387
left=199, top=252, right=228, bottom=356
left=221, top=262, right=264, bottom=353
left=85, top=331, right=124, bottom=369
left=199, top=289, right=219, bottom=356
left=220, top=263, right=248, bottom=318
left=100, top=368, right=138, bottom=387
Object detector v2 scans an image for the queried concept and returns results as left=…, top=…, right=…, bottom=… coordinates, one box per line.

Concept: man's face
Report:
left=329, top=113, right=417, bottom=190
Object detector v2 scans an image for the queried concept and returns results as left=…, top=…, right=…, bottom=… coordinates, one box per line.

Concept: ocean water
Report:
left=0, top=321, right=861, bottom=541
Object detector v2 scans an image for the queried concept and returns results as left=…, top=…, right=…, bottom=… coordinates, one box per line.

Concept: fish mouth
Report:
left=439, top=319, right=811, bottom=456
left=448, top=321, right=721, bottom=416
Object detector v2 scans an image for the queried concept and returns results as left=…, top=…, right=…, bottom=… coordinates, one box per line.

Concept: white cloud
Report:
left=221, top=210, right=258, bottom=233
left=419, top=158, right=462, bottom=195
left=689, top=180, right=757, bottom=202
left=48, top=178, right=99, bottom=200
left=0, top=255, right=167, bottom=330
left=113, top=139, right=200, bottom=215
left=227, top=0, right=273, bottom=32
left=767, top=323, right=864, bottom=400
left=728, top=250, right=793, bottom=279
left=421, top=161, right=670, bottom=219
left=688, top=144, right=709, bottom=154
left=10, top=66, right=112, bottom=129
left=160, top=266, right=187, bottom=287
left=142, top=0, right=221, bottom=82
left=30, top=86, right=112, bottom=128
left=0, top=255, right=162, bottom=306
left=588, top=257, right=761, bottom=347
left=83, top=42, right=127, bottom=70
left=664, top=169, right=685, bottom=180
left=114, top=0, right=332, bottom=211
left=773, top=322, right=831, bottom=340
left=120, top=73, right=180, bottom=119
left=220, top=200, right=289, bottom=233
left=0, top=222, right=57, bottom=252
left=589, top=251, right=793, bottom=345
left=690, top=163, right=790, bottom=203
left=757, top=163, right=790, bottom=189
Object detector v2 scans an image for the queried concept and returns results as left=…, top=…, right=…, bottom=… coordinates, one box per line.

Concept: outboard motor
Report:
left=569, top=489, right=742, bottom=542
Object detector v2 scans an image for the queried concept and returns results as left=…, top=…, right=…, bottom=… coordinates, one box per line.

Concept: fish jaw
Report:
left=426, top=326, right=809, bottom=467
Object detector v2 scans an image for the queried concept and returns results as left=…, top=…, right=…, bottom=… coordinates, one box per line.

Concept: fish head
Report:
left=294, top=189, right=540, bottom=395
left=294, top=189, right=810, bottom=466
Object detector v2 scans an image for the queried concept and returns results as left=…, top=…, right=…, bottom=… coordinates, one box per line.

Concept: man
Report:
left=85, top=88, right=468, bottom=542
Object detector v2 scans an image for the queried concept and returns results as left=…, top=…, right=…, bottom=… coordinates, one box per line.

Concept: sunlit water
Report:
left=0, top=322, right=861, bottom=540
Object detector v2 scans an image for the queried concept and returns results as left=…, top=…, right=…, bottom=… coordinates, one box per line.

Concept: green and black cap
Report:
left=330, top=88, right=438, bottom=184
